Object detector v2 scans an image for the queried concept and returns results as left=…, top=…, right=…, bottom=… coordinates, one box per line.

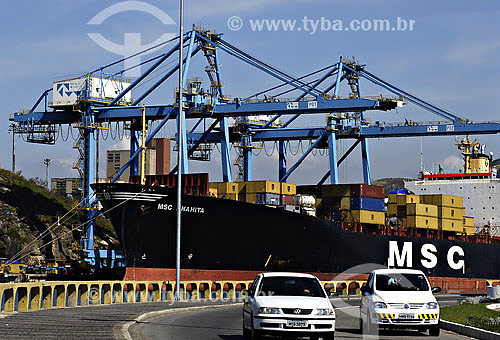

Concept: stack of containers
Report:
left=238, top=180, right=281, bottom=206
left=405, top=202, right=438, bottom=230
left=387, top=193, right=420, bottom=228
left=280, top=182, right=297, bottom=206
left=463, top=216, right=475, bottom=235
left=341, top=184, right=385, bottom=225
left=312, top=184, right=351, bottom=220
left=422, top=194, right=465, bottom=233
left=209, top=182, right=239, bottom=201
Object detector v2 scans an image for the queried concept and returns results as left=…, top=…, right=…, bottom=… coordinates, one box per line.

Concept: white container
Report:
left=293, top=194, right=316, bottom=207
left=52, top=76, right=131, bottom=107
left=487, top=285, right=500, bottom=299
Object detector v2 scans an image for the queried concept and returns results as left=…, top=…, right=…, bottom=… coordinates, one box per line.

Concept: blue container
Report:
left=350, top=197, right=384, bottom=211
left=256, top=193, right=280, bottom=205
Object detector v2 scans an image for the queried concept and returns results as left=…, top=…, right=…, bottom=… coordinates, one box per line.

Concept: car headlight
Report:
left=258, top=307, right=281, bottom=314
left=315, top=308, right=334, bottom=315
left=427, top=302, right=438, bottom=309
left=373, top=301, right=387, bottom=309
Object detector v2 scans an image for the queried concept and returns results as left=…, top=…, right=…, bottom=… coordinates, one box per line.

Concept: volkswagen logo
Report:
left=403, top=304, right=409, bottom=309
left=294, top=308, right=301, bottom=314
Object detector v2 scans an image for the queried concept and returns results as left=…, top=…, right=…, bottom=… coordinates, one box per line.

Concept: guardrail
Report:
left=0, top=279, right=369, bottom=312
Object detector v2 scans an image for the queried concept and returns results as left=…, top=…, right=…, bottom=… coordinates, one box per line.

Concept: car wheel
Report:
left=250, top=316, right=261, bottom=340
left=429, top=324, right=440, bottom=337
left=242, top=313, right=250, bottom=338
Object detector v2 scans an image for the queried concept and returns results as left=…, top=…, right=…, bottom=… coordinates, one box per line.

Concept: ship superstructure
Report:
left=405, top=136, right=500, bottom=233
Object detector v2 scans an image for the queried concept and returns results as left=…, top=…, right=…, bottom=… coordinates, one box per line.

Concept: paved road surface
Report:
left=133, top=296, right=470, bottom=340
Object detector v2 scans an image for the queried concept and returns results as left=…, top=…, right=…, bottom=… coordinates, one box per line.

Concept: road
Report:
left=133, top=296, right=470, bottom=340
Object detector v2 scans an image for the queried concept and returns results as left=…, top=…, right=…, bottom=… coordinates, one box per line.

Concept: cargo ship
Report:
left=92, top=137, right=500, bottom=292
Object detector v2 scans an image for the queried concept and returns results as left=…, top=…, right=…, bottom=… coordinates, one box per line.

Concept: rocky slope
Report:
left=0, top=169, right=119, bottom=266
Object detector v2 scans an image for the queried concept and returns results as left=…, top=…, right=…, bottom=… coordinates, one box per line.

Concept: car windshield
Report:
left=258, top=276, right=326, bottom=297
left=375, top=273, right=429, bottom=291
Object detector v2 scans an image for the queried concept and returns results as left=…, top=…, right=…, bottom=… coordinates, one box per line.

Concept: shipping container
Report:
left=209, top=188, right=217, bottom=197
left=318, top=197, right=342, bottom=209
left=431, top=194, right=463, bottom=208
left=294, top=195, right=316, bottom=207
left=439, top=218, right=463, bottom=232
left=464, top=226, right=475, bottom=235
left=387, top=193, right=399, bottom=204
left=321, top=184, right=351, bottom=197
left=398, top=217, right=407, bottom=228
left=281, top=194, right=295, bottom=206
left=387, top=203, right=397, bottom=216
left=296, top=185, right=321, bottom=197
left=438, top=207, right=465, bottom=220
left=350, top=184, right=385, bottom=199
left=396, top=194, right=420, bottom=205
left=464, top=216, right=475, bottom=228
left=342, top=210, right=385, bottom=225
left=245, top=193, right=256, bottom=204
left=256, top=193, right=280, bottom=205
left=210, top=182, right=238, bottom=194
left=406, top=216, right=439, bottom=230
left=340, top=197, right=350, bottom=210
left=240, top=180, right=280, bottom=194
left=397, top=205, right=407, bottom=217
left=220, top=193, right=238, bottom=201
left=406, top=203, right=438, bottom=217
left=281, top=183, right=296, bottom=195
left=349, top=197, right=385, bottom=211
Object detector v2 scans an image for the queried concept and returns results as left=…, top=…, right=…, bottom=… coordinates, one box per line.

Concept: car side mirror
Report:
left=432, top=286, right=441, bottom=294
left=360, top=286, right=369, bottom=294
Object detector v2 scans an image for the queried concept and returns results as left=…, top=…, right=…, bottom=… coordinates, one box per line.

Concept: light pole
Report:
left=175, top=0, right=184, bottom=301
left=43, top=158, right=51, bottom=189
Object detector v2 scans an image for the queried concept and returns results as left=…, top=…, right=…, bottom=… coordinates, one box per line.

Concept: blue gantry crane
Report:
left=10, top=27, right=500, bottom=270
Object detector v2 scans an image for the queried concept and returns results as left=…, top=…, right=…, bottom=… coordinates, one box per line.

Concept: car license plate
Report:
left=286, top=320, right=308, bottom=328
left=398, top=313, right=414, bottom=319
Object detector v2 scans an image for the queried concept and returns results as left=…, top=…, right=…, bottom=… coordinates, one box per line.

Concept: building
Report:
left=51, top=177, right=80, bottom=198
left=106, top=138, right=171, bottom=182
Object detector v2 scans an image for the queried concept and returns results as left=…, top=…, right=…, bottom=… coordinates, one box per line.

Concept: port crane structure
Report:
left=10, top=27, right=500, bottom=270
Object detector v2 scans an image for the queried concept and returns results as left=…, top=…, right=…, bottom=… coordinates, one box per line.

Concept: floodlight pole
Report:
left=175, top=0, right=184, bottom=301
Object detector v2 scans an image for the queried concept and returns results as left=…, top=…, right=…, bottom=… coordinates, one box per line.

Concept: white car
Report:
left=243, top=272, right=335, bottom=340
left=360, top=268, right=441, bottom=336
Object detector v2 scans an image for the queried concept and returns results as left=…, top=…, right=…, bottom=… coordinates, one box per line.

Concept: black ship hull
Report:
left=93, top=183, right=500, bottom=281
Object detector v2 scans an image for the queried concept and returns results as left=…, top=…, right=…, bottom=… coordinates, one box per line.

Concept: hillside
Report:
left=0, top=169, right=119, bottom=266
left=372, top=177, right=411, bottom=194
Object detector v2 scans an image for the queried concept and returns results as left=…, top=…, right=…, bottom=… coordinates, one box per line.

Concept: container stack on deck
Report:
left=388, top=193, right=474, bottom=236
left=298, top=184, right=385, bottom=225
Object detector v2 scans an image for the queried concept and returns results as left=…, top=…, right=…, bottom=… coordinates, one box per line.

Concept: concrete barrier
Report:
left=0, top=278, right=378, bottom=313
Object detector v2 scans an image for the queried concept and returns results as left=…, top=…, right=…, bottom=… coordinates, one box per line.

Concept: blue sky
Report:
left=1, top=0, right=499, bottom=184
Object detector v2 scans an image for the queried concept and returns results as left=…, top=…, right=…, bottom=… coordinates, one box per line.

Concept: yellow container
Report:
left=343, top=210, right=385, bottom=225
left=464, top=216, right=474, bottom=227
left=340, top=197, right=350, bottom=210
left=398, top=217, right=407, bottom=228
left=281, top=182, right=296, bottom=195
left=406, top=203, right=438, bottom=217
left=420, top=195, right=434, bottom=205
left=439, top=218, right=463, bottom=232
left=387, top=203, right=398, bottom=216
left=321, top=184, right=351, bottom=198
left=211, top=182, right=238, bottom=194
left=242, top=181, right=280, bottom=194
left=396, top=194, right=420, bottom=205
left=406, top=216, right=439, bottom=230
left=219, top=193, right=238, bottom=201
left=438, top=207, right=465, bottom=220
left=388, top=193, right=398, bottom=204
left=464, top=226, right=475, bottom=235
left=432, top=194, right=463, bottom=208
left=209, top=188, right=217, bottom=197
left=245, top=193, right=257, bottom=204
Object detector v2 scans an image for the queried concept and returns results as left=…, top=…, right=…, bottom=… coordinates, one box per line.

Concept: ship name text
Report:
left=157, top=203, right=205, bottom=214
left=388, top=241, right=465, bottom=273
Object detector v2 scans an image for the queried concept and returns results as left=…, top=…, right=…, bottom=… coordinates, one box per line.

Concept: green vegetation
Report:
left=0, top=169, right=118, bottom=261
left=441, top=302, right=500, bottom=333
